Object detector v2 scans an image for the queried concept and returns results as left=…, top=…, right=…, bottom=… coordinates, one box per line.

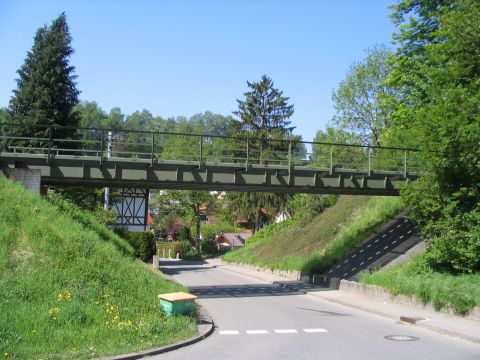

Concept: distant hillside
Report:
left=224, top=195, right=404, bottom=274
left=0, top=178, right=196, bottom=359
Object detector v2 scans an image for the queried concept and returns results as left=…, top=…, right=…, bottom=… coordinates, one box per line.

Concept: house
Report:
left=215, top=232, right=252, bottom=249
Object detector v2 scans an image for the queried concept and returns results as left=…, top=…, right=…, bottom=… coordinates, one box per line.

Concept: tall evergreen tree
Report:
left=232, top=74, right=296, bottom=163
left=227, top=75, right=297, bottom=231
left=6, top=13, right=80, bottom=148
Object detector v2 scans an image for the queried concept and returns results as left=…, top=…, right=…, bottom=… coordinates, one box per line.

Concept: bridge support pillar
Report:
left=2, top=168, right=41, bottom=195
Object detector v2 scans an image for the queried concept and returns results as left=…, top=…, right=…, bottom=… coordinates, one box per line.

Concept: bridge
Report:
left=0, top=123, right=425, bottom=196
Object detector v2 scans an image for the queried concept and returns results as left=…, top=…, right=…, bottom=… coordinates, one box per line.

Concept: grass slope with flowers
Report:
left=0, top=178, right=196, bottom=360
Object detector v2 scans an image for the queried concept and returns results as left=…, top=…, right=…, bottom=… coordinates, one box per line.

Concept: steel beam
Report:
left=0, top=152, right=420, bottom=195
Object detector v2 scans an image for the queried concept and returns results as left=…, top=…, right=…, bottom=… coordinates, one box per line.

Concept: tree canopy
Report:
left=6, top=13, right=80, bottom=147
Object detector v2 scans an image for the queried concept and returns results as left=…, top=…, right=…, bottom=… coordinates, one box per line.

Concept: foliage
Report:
left=232, top=74, right=296, bottom=163
left=387, top=0, right=480, bottom=273
left=225, top=191, right=290, bottom=232
left=200, top=222, right=245, bottom=241
left=286, top=194, right=337, bottom=223
left=360, top=256, right=480, bottom=314
left=0, top=177, right=196, bottom=359
left=5, top=13, right=80, bottom=149
left=331, top=45, right=393, bottom=146
left=199, top=239, right=217, bottom=256
left=115, top=230, right=156, bottom=262
left=178, top=226, right=191, bottom=242
left=311, top=127, right=365, bottom=169
left=48, top=186, right=117, bottom=225
left=152, top=190, right=217, bottom=240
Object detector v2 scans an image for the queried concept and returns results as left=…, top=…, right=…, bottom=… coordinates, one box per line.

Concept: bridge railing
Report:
left=0, top=123, right=427, bottom=176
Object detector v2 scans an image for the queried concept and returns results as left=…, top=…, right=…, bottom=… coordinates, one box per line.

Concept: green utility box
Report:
left=158, top=292, right=197, bottom=316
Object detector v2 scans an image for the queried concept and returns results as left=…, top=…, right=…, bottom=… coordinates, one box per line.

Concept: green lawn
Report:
left=360, top=256, right=480, bottom=315
left=0, top=178, right=197, bottom=359
left=224, top=195, right=404, bottom=274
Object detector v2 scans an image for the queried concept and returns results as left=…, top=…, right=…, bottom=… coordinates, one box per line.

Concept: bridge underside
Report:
left=0, top=153, right=419, bottom=195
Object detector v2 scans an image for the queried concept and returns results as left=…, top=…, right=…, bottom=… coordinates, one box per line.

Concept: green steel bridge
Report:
left=0, top=123, right=426, bottom=196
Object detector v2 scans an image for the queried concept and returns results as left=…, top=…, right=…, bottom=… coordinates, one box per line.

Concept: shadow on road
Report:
left=188, top=284, right=308, bottom=298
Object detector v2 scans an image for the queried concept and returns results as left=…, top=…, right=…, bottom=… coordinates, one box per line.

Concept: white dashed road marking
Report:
left=219, top=331, right=240, bottom=335
left=275, top=329, right=298, bottom=334
left=247, top=330, right=269, bottom=335
left=304, top=328, right=328, bottom=333
left=220, top=329, right=329, bottom=335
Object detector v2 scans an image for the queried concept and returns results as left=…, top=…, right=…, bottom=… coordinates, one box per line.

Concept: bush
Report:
left=199, top=239, right=217, bottom=256
left=403, top=175, right=480, bottom=273
left=178, top=226, right=191, bottom=241
left=200, top=223, right=245, bottom=241
left=115, top=230, right=155, bottom=262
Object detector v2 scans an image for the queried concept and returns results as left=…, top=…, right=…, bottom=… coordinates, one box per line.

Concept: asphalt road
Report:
left=153, top=261, right=480, bottom=360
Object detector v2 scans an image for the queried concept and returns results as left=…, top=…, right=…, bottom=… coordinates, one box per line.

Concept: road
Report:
left=152, top=260, right=479, bottom=360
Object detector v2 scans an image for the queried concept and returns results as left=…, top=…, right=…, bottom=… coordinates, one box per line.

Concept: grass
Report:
left=0, top=178, right=197, bottom=360
left=224, top=195, right=404, bottom=274
left=359, top=256, right=480, bottom=315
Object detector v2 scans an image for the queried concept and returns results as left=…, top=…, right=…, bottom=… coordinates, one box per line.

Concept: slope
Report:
left=0, top=178, right=196, bottom=359
left=224, top=195, right=404, bottom=274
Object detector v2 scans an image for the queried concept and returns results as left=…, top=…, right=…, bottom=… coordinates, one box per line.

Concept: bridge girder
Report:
left=0, top=153, right=419, bottom=195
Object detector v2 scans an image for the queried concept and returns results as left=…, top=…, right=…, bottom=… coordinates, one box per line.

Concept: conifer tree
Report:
left=232, top=75, right=295, bottom=163
left=6, top=13, right=80, bottom=148
left=227, top=75, right=296, bottom=231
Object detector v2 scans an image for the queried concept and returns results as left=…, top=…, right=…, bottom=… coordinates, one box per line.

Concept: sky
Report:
left=0, top=0, right=396, bottom=142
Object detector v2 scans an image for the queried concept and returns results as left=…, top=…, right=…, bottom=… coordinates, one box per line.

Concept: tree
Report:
left=225, top=192, right=290, bottom=232
left=225, top=75, right=298, bottom=230
left=152, top=190, right=217, bottom=245
left=75, top=101, right=107, bottom=152
left=6, top=13, right=80, bottom=148
left=312, top=127, right=364, bottom=169
left=331, top=45, right=392, bottom=146
left=388, top=0, right=480, bottom=273
left=232, top=74, right=296, bottom=163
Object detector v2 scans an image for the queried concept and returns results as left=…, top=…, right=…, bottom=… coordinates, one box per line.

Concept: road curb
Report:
left=97, top=304, right=215, bottom=360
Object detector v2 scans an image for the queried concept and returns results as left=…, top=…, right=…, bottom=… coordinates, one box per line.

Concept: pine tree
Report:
left=232, top=75, right=295, bottom=163
left=6, top=13, right=80, bottom=149
left=227, top=75, right=296, bottom=232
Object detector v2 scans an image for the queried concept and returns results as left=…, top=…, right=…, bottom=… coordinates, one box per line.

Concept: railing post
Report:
left=199, top=135, right=203, bottom=166
left=246, top=138, right=249, bottom=168
left=288, top=141, right=292, bottom=169
left=47, top=125, right=52, bottom=164
left=151, top=132, right=155, bottom=166
left=368, top=147, right=371, bottom=176
left=404, top=149, right=407, bottom=178
left=329, top=145, right=333, bottom=175
left=100, top=129, right=105, bottom=163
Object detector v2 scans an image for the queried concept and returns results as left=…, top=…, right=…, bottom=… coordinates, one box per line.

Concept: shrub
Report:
left=178, top=226, right=191, bottom=242
left=199, top=239, right=217, bottom=256
left=116, top=230, right=155, bottom=262
left=200, top=223, right=245, bottom=241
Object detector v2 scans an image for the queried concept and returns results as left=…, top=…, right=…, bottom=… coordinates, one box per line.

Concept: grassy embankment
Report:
left=224, top=195, right=404, bottom=274
left=0, top=178, right=196, bottom=360
left=360, top=256, right=480, bottom=315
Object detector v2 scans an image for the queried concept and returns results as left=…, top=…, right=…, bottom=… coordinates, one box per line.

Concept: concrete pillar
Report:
left=5, top=168, right=41, bottom=195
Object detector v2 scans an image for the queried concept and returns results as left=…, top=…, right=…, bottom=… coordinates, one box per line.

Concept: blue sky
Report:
left=0, top=0, right=396, bottom=141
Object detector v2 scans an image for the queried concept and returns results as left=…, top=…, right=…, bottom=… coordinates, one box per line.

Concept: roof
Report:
left=216, top=232, right=252, bottom=247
